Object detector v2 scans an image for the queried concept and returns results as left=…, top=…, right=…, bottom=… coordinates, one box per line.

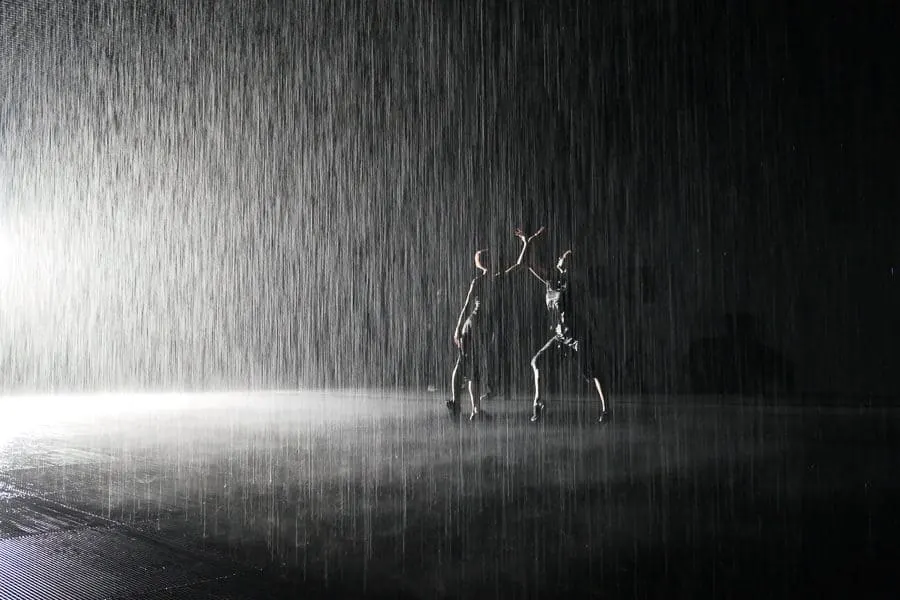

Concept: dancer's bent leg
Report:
left=591, top=377, right=609, bottom=422
left=468, top=379, right=483, bottom=418
left=529, top=336, right=557, bottom=422
left=573, top=334, right=609, bottom=423
left=447, top=353, right=466, bottom=418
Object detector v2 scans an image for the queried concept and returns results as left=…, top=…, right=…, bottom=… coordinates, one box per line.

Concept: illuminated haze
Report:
left=1, top=2, right=895, bottom=395
left=1, top=2, right=556, bottom=391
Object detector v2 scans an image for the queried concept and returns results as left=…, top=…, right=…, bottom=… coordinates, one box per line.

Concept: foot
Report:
left=469, top=410, right=492, bottom=422
left=597, top=410, right=610, bottom=424
left=446, top=399, right=461, bottom=420
left=530, top=402, right=545, bottom=423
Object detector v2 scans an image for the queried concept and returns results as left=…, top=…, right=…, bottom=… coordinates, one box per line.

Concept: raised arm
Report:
left=502, top=226, right=546, bottom=276
left=453, top=278, right=476, bottom=348
left=503, top=226, right=549, bottom=285
left=526, top=264, right=550, bottom=285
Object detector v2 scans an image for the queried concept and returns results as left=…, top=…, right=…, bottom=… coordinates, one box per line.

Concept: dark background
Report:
left=0, top=0, right=896, bottom=397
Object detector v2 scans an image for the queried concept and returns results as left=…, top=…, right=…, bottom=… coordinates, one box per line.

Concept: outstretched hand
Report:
left=514, top=226, right=546, bottom=244
left=528, top=226, right=546, bottom=242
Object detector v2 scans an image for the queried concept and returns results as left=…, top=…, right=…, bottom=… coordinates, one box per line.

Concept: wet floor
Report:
left=0, top=390, right=898, bottom=598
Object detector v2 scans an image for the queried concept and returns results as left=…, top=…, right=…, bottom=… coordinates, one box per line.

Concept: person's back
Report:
left=448, top=229, right=545, bottom=421
left=468, top=272, right=501, bottom=336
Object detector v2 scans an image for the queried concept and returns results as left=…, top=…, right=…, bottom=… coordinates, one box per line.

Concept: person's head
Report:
left=556, top=249, right=573, bottom=273
left=474, top=249, right=490, bottom=274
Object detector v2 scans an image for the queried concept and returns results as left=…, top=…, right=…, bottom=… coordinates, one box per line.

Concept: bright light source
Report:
left=0, top=392, right=200, bottom=446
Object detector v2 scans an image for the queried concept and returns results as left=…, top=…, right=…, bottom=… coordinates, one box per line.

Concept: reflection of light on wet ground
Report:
left=0, top=390, right=439, bottom=461
left=0, top=392, right=198, bottom=443
left=1, top=391, right=897, bottom=597
left=0, top=390, right=334, bottom=447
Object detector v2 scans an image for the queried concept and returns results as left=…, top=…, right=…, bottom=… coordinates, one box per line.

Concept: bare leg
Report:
left=572, top=333, right=608, bottom=423
left=591, top=377, right=609, bottom=422
left=469, top=340, right=490, bottom=420
left=447, top=354, right=466, bottom=418
left=591, top=377, right=607, bottom=411
left=530, top=337, right=558, bottom=421
left=450, top=356, right=465, bottom=403
left=468, top=379, right=481, bottom=416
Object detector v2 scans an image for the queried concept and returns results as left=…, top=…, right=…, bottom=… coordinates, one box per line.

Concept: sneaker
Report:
left=530, top=402, right=545, bottom=423
left=597, top=410, right=610, bottom=424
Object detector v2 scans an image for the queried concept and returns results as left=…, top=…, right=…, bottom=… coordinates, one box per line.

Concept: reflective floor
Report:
left=1, top=390, right=898, bottom=598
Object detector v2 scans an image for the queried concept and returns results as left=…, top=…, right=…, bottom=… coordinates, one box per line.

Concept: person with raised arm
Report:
left=447, top=227, right=545, bottom=421
left=516, top=231, right=609, bottom=423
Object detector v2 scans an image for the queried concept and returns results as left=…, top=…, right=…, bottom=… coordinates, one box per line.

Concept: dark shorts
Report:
left=538, top=325, right=602, bottom=381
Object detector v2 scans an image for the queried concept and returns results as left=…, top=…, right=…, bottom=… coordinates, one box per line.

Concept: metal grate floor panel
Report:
left=0, top=527, right=238, bottom=600
left=0, top=496, right=109, bottom=539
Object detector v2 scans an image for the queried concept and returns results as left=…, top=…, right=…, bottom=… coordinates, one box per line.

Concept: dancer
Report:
left=517, top=234, right=609, bottom=423
left=448, top=227, right=545, bottom=420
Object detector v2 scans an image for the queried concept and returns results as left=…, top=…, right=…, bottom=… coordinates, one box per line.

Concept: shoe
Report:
left=597, top=410, right=609, bottom=424
left=530, top=402, right=545, bottom=423
left=446, top=400, right=461, bottom=420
